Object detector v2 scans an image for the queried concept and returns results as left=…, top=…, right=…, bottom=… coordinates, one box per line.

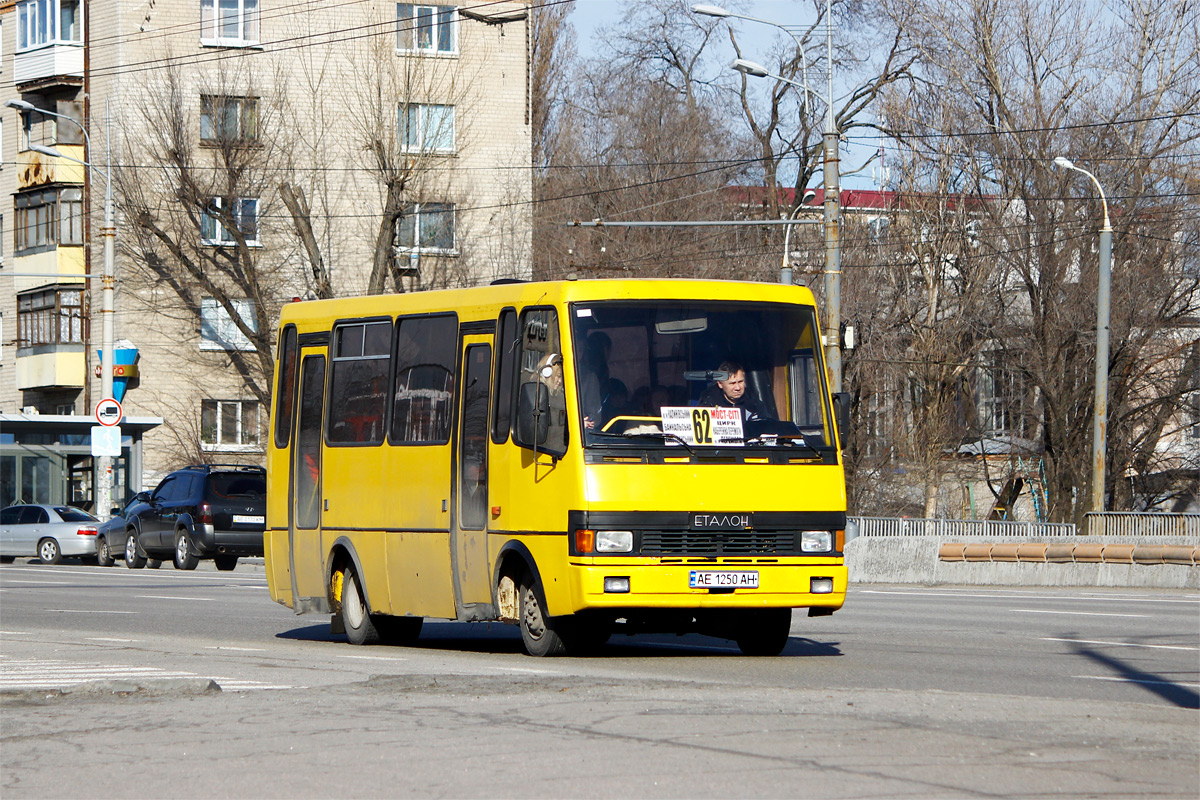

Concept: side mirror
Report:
left=109, top=507, right=121, bottom=517
left=133, top=491, right=151, bottom=503
left=831, top=392, right=851, bottom=438
left=516, top=382, right=550, bottom=447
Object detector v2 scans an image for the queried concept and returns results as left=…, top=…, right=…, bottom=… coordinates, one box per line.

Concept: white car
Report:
left=0, top=504, right=100, bottom=564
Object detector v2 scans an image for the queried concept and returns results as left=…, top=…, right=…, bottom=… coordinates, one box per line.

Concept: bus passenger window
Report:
left=328, top=320, right=392, bottom=444
left=391, top=314, right=457, bottom=444
left=492, top=308, right=518, bottom=444
left=273, top=325, right=297, bottom=448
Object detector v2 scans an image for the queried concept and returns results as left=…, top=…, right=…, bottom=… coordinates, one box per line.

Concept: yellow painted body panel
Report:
left=265, top=280, right=848, bottom=625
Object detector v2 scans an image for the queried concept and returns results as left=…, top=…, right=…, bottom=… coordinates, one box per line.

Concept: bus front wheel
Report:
left=341, top=568, right=381, bottom=646
left=519, top=573, right=568, bottom=657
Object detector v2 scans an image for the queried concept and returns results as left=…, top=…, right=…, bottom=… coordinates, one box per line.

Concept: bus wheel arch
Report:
left=494, top=542, right=541, bottom=623
left=327, top=538, right=373, bottom=617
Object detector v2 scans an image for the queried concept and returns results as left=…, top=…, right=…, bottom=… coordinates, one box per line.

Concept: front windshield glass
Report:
left=570, top=300, right=832, bottom=449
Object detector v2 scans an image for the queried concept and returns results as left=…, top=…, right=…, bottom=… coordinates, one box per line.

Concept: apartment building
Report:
left=0, top=0, right=533, bottom=508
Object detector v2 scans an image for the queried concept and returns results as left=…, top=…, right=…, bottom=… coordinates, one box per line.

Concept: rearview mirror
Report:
left=516, top=382, right=550, bottom=447
left=831, top=392, right=851, bottom=441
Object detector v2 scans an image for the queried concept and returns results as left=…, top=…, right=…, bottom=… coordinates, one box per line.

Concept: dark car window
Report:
left=182, top=474, right=204, bottom=502
left=18, top=507, right=48, bottom=524
left=209, top=473, right=266, bottom=499
left=152, top=476, right=179, bottom=502
left=54, top=507, right=97, bottom=522
left=0, top=507, right=19, bottom=525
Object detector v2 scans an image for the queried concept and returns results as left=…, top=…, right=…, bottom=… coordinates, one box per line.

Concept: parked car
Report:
left=94, top=495, right=145, bottom=567
left=124, top=464, right=266, bottom=571
left=0, top=504, right=100, bottom=564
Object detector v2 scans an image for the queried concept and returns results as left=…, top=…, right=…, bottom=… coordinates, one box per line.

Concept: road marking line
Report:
left=494, top=667, right=558, bottom=675
left=136, top=595, right=218, bottom=601
left=0, top=657, right=295, bottom=692
left=0, top=631, right=32, bottom=635
left=860, top=589, right=1198, bottom=604
left=205, top=646, right=266, bottom=652
left=1011, top=609, right=1147, bottom=618
left=51, top=609, right=138, bottom=614
left=86, top=637, right=139, bottom=643
left=1074, top=675, right=1200, bottom=689
left=336, top=654, right=410, bottom=662
left=1042, top=637, right=1198, bottom=651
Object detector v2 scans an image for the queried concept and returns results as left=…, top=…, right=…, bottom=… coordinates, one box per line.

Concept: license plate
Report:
left=689, top=570, right=759, bottom=589
left=233, top=514, right=264, bottom=525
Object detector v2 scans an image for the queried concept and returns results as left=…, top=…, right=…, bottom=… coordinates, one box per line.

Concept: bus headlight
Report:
left=800, top=530, right=832, bottom=553
left=596, top=530, right=634, bottom=553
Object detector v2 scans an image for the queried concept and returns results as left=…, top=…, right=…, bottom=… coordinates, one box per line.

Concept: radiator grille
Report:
left=640, top=531, right=797, bottom=556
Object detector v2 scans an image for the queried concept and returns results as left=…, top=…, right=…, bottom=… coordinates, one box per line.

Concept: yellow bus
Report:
left=265, top=279, right=850, bottom=656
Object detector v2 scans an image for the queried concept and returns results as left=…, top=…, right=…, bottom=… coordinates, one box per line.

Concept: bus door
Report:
left=453, top=335, right=494, bottom=617
left=290, top=351, right=327, bottom=612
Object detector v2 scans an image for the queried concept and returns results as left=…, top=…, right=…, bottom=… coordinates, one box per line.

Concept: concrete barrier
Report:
left=845, top=535, right=1200, bottom=589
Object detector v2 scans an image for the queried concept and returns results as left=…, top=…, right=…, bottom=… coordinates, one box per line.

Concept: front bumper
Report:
left=565, top=558, right=847, bottom=613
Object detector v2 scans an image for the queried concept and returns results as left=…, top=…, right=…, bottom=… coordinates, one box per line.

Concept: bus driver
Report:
left=698, top=361, right=770, bottom=422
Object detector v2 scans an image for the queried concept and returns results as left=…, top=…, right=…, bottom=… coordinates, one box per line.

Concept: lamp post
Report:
left=696, top=4, right=842, bottom=392
left=1053, top=156, right=1113, bottom=514
left=13, top=99, right=118, bottom=518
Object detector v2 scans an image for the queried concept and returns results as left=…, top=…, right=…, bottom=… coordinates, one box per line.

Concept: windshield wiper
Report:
left=589, top=429, right=697, bottom=454
left=739, top=433, right=821, bottom=455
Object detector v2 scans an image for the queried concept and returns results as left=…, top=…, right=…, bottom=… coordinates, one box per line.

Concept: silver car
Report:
left=0, top=504, right=100, bottom=564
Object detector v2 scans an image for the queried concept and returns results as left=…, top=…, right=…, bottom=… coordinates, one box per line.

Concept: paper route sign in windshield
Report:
left=660, top=406, right=744, bottom=446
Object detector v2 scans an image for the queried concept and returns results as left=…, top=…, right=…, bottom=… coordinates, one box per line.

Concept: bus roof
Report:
left=278, top=279, right=819, bottom=327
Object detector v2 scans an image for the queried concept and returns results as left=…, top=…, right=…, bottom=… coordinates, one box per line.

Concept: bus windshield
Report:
left=570, top=300, right=833, bottom=449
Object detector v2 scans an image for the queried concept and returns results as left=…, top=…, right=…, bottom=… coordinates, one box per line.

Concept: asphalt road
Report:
left=1, top=559, right=1197, bottom=798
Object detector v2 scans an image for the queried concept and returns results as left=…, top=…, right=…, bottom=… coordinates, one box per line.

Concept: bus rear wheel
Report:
left=734, top=608, right=792, bottom=656
left=341, top=568, right=381, bottom=646
left=519, top=572, right=568, bottom=657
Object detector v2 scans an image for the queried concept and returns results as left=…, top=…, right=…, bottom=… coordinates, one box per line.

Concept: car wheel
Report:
left=173, top=531, right=199, bottom=570
left=213, top=555, right=238, bottom=571
left=96, top=536, right=115, bottom=567
left=519, top=571, right=568, bottom=657
left=125, top=532, right=146, bottom=569
left=734, top=608, right=792, bottom=656
left=37, top=538, right=62, bottom=566
left=341, top=568, right=380, bottom=646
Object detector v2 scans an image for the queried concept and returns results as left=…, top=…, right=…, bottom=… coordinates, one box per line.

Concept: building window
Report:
left=977, top=351, right=1027, bottom=437
left=200, top=0, right=259, bottom=46
left=396, top=203, right=455, bottom=253
left=17, top=286, right=86, bottom=347
left=201, top=399, right=261, bottom=449
left=200, top=95, right=258, bottom=143
left=201, top=197, right=258, bottom=246
left=17, top=1, right=82, bottom=51
left=400, top=104, right=455, bottom=153
left=200, top=297, right=256, bottom=351
left=15, top=188, right=81, bottom=254
left=396, top=4, right=456, bottom=54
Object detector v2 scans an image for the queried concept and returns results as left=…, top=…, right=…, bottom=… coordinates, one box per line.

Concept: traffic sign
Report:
left=91, top=425, right=122, bottom=457
left=95, top=398, right=123, bottom=427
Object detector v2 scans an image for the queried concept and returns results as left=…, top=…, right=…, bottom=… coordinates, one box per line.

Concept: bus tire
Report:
left=374, top=615, right=423, bottom=645
left=734, top=608, right=792, bottom=656
left=519, top=572, right=568, bottom=657
left=342, top=568, right=381, bottom=646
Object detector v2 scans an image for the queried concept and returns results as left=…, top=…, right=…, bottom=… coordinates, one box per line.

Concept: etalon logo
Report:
left=691, top=513, right=752, bottom=530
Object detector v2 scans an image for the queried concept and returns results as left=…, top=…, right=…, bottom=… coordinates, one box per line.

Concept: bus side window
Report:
left=492, top=308, right=518, bottom=444
left=391, top=314, right=458, bottom=444
left=512, top=307, right=566, bottom=456
left=273, top=325, right=298, bottom=449
left=328, top=320, right=391, bottom=445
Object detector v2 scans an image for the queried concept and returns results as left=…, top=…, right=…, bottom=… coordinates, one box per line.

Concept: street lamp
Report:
left=1053, top=156, right=1113, bottom=514
left=697, top=4, right=843, bottom=393
left=11, top=99, right=119, bottom=518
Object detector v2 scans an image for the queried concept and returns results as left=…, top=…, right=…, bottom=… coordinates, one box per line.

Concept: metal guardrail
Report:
left=849, top=517, right=1076, bottom=538
left=851, top=514, right=1200, bottom=539
left=1085, top=512, right=1200, bottom=537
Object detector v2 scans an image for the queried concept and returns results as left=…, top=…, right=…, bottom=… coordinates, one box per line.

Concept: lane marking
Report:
left=136, top=595, right=218, bottom=602
left=1012, top=609, right=1147, bottom=618
left=494, top=667, right=558, bottom=675
left=50, top=609, right=137, bottom=614
left=0, top=657, right=294, bottom=692
left=86, top=637, right=139, bottom=643
left=859, top=589, right=1198, bottom=605
left=336, top=654, right=410, bottom=662
left=205, top=646, right=266, bottom=652
left=1075, top=675, right=1200, bottom=689
left=0, top=631, right=32, bottom=635
left=1042, top=637, right=1198, bottom=651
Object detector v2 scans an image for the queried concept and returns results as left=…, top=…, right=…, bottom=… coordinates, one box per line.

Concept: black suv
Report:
left=124, top=465, right=266, bottom=571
